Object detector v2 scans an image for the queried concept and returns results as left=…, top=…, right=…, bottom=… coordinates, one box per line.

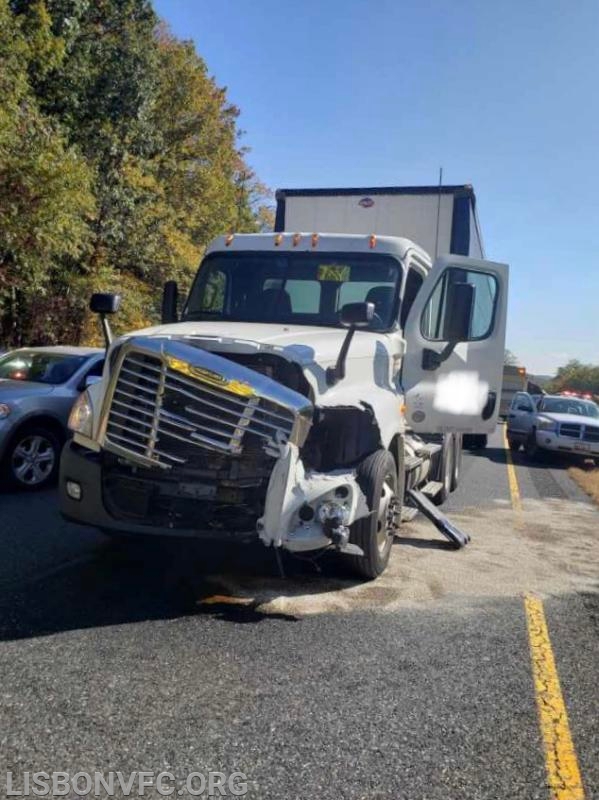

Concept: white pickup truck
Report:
left=61, top=189, right=508, bottom=579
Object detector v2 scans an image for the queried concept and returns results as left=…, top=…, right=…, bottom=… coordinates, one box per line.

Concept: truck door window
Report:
left=400, top=269, right=424, bottom=327
left=421, top=267, right=498, bottom=341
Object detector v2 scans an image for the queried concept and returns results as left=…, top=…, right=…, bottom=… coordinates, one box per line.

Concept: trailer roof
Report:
left=276, top=185, right=476, bottom=201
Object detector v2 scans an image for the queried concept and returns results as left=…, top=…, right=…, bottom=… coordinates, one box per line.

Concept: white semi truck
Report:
left=61, top=184, right=508, bottom=579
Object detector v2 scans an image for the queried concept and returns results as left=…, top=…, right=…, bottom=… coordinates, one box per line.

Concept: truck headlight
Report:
left=537, top=417, right=557, bottom=431
left=68, top=391, right=93, bottom=436
left=0, top=403, right=11, bottom=419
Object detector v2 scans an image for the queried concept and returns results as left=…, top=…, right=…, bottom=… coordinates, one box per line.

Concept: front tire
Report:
left=348, top=450, right=400, bottom=580
left=3, top=426, right=61, bottom=490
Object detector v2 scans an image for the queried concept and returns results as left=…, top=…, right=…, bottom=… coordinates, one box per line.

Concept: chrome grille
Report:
left=104, top=349, right=298, bottom=468
left=583, top=425, right=599, bottom=443
left=559, top=423, right=582, bottom=439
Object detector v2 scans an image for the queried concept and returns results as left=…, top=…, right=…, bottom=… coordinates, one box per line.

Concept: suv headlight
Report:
left=537, top=417, right=557, bottom=431
left=0, top=403, right=11, bottom=419
left=68, top=391, right=93, bottom=437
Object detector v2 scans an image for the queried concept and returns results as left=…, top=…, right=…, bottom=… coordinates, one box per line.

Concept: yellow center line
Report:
left=502, top=427, right=585, bottom=796
left=502, top=423, right=522, bottom=512
left=524, top=595, right=586, bottom=800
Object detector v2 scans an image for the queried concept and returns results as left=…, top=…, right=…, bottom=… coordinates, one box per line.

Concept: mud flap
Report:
left=406, top=488, right=471, bottom=548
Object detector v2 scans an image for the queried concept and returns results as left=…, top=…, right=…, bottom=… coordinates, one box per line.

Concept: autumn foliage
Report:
left=0, top=0, right=271, bottom=347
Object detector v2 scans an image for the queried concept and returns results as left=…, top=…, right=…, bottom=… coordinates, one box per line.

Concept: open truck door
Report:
left=402, top=254, right=508, bottom=434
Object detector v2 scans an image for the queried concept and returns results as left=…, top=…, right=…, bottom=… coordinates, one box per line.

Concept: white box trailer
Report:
left=275, top=185, right=484, bottom=260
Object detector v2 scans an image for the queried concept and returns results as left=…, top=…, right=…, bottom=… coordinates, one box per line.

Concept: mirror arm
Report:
left=422, top=340, right=457, bottom=371
left=326, top=326, right=356, bottom=386
left=99, top=313, right=113, bottom=350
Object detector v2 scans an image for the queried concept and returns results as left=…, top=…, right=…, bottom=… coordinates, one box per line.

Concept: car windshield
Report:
left=183, top=252, right=403, bottom=331
left=0, top=351, right=86, bottom=385
left=539, top=396, right=599, bottom=418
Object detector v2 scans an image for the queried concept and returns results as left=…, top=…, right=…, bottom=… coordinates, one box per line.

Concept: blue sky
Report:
left=154, top=0, right=599, bottom=375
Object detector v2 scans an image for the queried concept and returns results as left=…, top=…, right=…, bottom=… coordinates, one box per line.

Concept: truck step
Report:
left=412, top=442, right=442, bottom=458
left=401, top=506, right=419, bottom=522
left=421, top=480, right=444, bottom=499
left=405, top=488, right=470, bottom=548
left=404, top=455, right=423, bottom=472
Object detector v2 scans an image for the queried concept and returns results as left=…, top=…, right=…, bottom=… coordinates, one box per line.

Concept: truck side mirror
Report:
left=327, top=302, right=375, bottom=386
left=161, top=280, right=179, bottom=324
left=90, top=293, right=121, bottom=315
left=339, top=301, right=375, bottom=328
left=442, top=282, right=474, bottom=342
left=89, top=293, right=121, bottom=349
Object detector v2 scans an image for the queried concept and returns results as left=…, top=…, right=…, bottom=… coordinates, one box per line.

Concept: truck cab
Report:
left=61, top=230, right=507, bottom=580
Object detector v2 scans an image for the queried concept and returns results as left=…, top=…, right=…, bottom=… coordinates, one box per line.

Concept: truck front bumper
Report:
left=59, top=441, right=257, bottom=540
left=60, top=441, right=370, bottom=551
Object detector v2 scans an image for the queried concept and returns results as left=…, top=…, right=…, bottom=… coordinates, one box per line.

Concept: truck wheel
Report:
left=463, top=434, right=488, bottom=450
left=348, top=450, right=400, bottom=580
left=3, top=425, right=61, bottom=490
left=450, top=434, right=462, bottom=492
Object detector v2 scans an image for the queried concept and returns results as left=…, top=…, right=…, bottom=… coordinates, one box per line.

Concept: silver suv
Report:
left=506, top=392, right=599, bottom=462
left=0, top=347, right=104, bottom=489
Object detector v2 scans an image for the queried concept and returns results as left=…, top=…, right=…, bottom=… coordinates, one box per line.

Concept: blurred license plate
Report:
left=573, top=443, right=591, bottom=451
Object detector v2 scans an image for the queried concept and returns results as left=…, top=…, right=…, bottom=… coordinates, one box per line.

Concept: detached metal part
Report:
left=406, top=488, right=471, bottom=548
left=257, top=443, right=369, bottom=553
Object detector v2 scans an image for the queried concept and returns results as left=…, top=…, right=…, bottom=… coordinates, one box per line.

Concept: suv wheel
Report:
left=506, top=435, right=520, bottom=452
left=4, top=426, right=61, bottom=490
left=524, top=430, right=540, bottom=461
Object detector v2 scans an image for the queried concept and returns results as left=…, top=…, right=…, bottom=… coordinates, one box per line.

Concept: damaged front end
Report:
left=95, top=337, right=369, bottom=552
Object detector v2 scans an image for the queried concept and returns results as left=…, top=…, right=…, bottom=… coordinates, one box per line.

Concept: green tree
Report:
left=1, top=2, right=269, bottom=344
left=0, top=0, right=94, bottom=346
left=504, top=349, right=519, bottom=366
left=547, top=360, right=599, bottom=395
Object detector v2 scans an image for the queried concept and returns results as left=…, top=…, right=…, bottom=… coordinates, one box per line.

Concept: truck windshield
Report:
left=184, top=252, right=402, bottom=330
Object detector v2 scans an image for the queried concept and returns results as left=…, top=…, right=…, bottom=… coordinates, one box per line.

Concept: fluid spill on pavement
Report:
left=192, top=498, right=599, bottom=618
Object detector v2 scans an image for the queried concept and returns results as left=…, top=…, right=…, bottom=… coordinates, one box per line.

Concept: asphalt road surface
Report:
left=0, top=426, right=598, bottom=799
